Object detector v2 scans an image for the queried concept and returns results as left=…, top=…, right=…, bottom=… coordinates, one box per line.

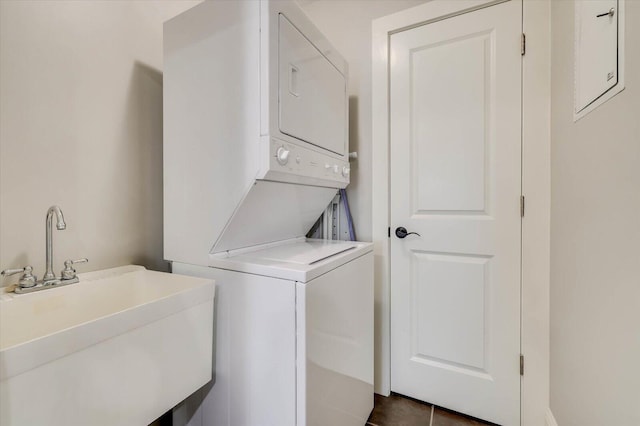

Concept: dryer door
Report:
left=278, top=13, right=346, bottom=156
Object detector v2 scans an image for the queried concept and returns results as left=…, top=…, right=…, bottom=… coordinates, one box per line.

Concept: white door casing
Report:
left=372, top=1, right=551, bottom=425
left=389, top=1, right=522, bottom=425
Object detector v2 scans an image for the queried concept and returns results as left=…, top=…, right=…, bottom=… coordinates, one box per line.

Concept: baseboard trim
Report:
left=545, top=408, right=558, bottom=426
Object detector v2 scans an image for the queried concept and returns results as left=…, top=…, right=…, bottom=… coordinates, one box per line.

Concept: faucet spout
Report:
left=43, top=205, right=66, bottom=281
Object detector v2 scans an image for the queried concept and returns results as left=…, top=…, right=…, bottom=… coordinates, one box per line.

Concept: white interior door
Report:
left=389, top=1, right=522, bottom=425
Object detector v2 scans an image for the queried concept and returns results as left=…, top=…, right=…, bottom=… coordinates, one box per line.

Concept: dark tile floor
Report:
left=367, top=393, right=497, bottom=426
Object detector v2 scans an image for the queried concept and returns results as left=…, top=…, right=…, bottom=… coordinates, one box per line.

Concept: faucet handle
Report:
left=1, top=266, right=37, bottom=288
left=61, top=258, right=88, bottom=280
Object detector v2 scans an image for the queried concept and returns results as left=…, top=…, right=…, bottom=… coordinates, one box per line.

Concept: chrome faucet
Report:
left=43, top=205, right=66, bottom=281
left=0, top=205, right=88, bottom=294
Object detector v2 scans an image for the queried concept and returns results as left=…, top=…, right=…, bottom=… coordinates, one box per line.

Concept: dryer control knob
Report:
left=333, top=165, right=339, bottom=173
left=276, top=147, right=290, bottom=165
left=342, top=166, right=350, bottom=178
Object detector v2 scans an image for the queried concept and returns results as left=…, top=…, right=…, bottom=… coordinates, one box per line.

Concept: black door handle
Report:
left=596, top=7, right=615, bottom=18
left=395, top=227, right=421, bottom=239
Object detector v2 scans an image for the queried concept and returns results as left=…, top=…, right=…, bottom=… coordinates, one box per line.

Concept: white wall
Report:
left=550, top=1, right=640, bottom=425
left=0, top=0, right=423, bottom=286
left=298, top=0, right=427, bottom=242
left=0, top=1, right=200, bottom=285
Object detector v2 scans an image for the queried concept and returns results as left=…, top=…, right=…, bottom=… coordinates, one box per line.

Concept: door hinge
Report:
left=520, top=195, right=525, bottom=217
left=388, top=227, right=391, bottom=238
left=520, top=354, right=525, bottom=376
left=521, top=33, right=526, bottom=56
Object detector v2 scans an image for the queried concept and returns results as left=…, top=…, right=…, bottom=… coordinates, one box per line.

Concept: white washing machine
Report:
left=172, top=239, right=373, bottom=426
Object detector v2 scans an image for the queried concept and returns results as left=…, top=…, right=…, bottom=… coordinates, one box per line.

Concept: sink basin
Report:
left=0, top=265, right=215, bottom=426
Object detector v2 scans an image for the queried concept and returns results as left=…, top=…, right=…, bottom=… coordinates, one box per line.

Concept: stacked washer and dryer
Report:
left=163, top=1, right=373, bottom=425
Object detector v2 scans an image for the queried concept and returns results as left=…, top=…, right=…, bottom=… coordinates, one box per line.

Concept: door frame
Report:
left=371, top=1, right=550, bottom=425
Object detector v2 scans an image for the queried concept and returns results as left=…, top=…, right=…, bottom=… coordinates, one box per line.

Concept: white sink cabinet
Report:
left=0, top=265, right=215, bottom=426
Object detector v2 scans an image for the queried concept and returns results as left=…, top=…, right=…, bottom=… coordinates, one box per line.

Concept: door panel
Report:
left=412, top=31, right=490, bottom=214
left=390, top=2, right=522, bottom=425
left=412, top=251, right=489, bottom=370
left=575, top=0, right=618, bottom=112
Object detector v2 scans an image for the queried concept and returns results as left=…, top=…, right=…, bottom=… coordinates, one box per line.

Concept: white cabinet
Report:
left=574, top=0, right=625, bottom=119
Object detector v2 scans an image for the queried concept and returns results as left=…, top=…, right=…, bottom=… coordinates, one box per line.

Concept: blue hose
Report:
left=340, top=188, right=356, bottom=241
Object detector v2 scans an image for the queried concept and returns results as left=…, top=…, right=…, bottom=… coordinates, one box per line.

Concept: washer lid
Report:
left=207, top=239, right=373, bottom=282
left=247, top=240, right=356, bottom=265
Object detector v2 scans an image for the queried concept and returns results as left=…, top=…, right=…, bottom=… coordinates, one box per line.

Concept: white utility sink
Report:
left=0, top=265, right=215, bottom=426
